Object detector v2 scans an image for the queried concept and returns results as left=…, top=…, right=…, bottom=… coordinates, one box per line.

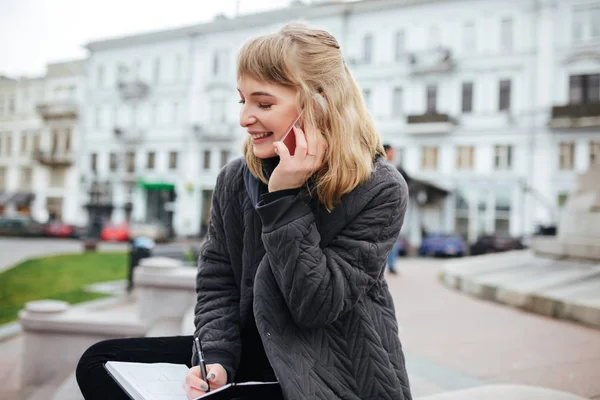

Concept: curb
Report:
left=439, top=253, right=600, bottom=329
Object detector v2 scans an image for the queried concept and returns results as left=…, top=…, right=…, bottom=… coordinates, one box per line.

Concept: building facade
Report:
left=0, top=60, right=84, bottom=224
left=79, top=0, right=600, bottom=241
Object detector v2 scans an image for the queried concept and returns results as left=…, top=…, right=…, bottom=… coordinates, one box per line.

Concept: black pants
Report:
left=76, top=335, right=193, bottom=400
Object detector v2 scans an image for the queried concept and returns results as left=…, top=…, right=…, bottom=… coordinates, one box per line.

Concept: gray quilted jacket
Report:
left=194, top=155, right=411, bottom=399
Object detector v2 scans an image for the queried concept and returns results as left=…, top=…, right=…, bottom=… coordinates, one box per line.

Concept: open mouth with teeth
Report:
left=251, top=132, right=273, bottom=140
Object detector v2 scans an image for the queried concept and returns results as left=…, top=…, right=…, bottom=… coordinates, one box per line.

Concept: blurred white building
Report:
left=80, top=0, right=600, bottom=241
left=0, top=60, right=84, bottom=224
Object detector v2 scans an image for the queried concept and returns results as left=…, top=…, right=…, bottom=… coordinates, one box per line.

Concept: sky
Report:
left=0, top=0, right=293, bottom=77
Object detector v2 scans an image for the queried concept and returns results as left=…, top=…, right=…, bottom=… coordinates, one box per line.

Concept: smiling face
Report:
left=238, top=75, right=300, bottom=159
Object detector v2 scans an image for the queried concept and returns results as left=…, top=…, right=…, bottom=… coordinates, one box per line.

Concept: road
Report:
left=388, top=258, right=600, bottom=399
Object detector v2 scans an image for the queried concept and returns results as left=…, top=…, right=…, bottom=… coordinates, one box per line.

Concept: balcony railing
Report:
left=33, top=150, right=73, bottom=167
left=408, top=48, right=455, bottom=75
left=117, top=80, right=150, bottom=101
left=192, top=123, right=238, bottom=142
left=550, top=103, right=600, bottom=129
left=36, top=101, right=78, bottom=120
left=114, top=128, right=145, bottom=144
left=405, top=112, right=458, bottom=134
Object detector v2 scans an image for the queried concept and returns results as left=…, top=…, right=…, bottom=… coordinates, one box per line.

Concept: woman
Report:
left=76, top=22, right=411, bottom=400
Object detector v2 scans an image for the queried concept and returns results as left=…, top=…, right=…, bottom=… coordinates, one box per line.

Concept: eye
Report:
left=238, top=99, right=245, bottom=104
left=258, top=103, right=272, bottom=109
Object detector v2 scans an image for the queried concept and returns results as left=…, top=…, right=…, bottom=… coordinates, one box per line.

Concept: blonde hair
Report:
left=237, top=22, right=384, bottom=210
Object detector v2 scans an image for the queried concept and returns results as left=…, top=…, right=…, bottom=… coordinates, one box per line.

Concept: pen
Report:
left=194, top=336, right=210, bottom=393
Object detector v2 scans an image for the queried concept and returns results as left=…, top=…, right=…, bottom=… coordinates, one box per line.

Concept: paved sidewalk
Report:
left=1, top=257, right=598, bottom=399
left=389, top=257, right=600, bottom=398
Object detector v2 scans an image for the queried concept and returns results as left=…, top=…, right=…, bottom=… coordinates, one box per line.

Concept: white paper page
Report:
left=107, top=362, right=190, bottom=400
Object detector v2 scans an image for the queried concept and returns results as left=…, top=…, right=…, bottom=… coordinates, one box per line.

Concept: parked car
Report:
left=45, top=220, right=74, bottom=238
left=0, top=216, right=45, bottom=237
left=419, top=233, right=467, bottom=257
left=470, top=235, right=527, bottom=256
left=129, top=220, right=170, bottom=242
left=396, top=236, right=408, bottom=256
left=100, top=222, right=129, bottom=242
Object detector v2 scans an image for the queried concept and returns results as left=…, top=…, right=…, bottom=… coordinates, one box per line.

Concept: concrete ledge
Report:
left=441, top=251, right=600, bottom=328
left=531, top=236, right=600, bottom=261
left=417, top=384, right=586, bottom=399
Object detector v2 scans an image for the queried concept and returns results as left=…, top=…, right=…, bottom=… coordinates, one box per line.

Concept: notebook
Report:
left=104, top=361, right=281, bottom=400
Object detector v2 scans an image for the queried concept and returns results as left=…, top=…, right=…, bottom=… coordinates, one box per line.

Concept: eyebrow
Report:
left=237, top=89, right=276, bottom=97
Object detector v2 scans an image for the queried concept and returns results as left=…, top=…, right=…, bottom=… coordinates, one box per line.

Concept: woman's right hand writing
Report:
left=184, top=363, right=227, bottom=399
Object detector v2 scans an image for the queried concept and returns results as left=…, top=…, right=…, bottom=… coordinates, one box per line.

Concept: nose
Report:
left=239, top=105, right=257, bottom=128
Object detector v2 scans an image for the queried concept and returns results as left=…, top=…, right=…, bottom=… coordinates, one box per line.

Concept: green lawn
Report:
left=0, top=252, right=127, bottom=325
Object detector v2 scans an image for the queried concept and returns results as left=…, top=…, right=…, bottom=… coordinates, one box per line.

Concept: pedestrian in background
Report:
left=384, top=143, right=403, bottom=274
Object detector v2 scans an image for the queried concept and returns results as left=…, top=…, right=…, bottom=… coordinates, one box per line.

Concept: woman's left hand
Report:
left=269, top=123, right=328, bottom=193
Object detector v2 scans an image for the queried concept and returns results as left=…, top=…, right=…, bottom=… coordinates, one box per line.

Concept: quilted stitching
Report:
left=195, top=156, right=412, bottom=399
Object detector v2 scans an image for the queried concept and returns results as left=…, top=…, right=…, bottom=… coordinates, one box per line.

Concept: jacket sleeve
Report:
left=193, top=168, right=241, bottom=383
left=255, top=176, right=408, bottom=329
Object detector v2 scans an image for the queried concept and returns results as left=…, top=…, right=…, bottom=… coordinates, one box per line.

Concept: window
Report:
left=133, top=60, right=141, bottom=79
left=147, top=151, right=155, bottom=169
left=363, top=34, right=373, bottom=63
left=559, top=142, right=575, bottom=170
left=499, top=79, right=511, bottom=111
left=213, top=51, right=220, bottom=75
left=212, top=50, right=229, bottom=76
left=593, top=7, right=600, bottom=38
left=428, top=25, right=440, bottom=49
left=153, top=58, right=161, bottom=83
left=169, top=151, right=178, bottom=169
left=494, top=145, right=513, bottom=170
left=51, top=130, right=59, bottom=154
left=211, top=99, right=227, bottom=122
left=172, top=102, right=179, bottom=124
left=90, top=153, right=98, bottom=173
left=500, top=17, right=513, bottom=52
left=426, top=84, right=437, bottom=113
left=462, top=82, right=473, bottom=113
left=392, top=87, right=403, bottom=116
left=203, top=150, right=211, bottom=170
left=0, top=167, right=6, bottom=189
left=8, top=97, right=15, bottom=114
left=220, top=150, right=230, bottom=168
left=463, top=21, right=476, bottom=54
left=591, top=141, right=600, bottom=165
left=6, top=134, right=11, bottom=156
left=20, top=133, right=28, bottom=154
left=363, top=89, right=372, bottom=109
left=65, top=128, right=71, bottom=152
left=33, top=134, right=40, bottom=153
left=456, top=146, right=474, bottom=170
left=151, top=103, right=157, bottom=126
left=20, top=167, right=33, bottom=190
left=97, top=65, right=104, bottom=88
left=95, top=107, right=102, bottom=129
left=175, top=54, right=182, bottom=81
left=394, top=30, right=405, bottom=60
left=125, top=152, right=135, bottom=173
left=117, top=63, right=128, bottom=83
left=422, top=146, right=438, bottom=170
left=49, top=168, right=66, bottom=187
left=557, top=192, right=569, bottom=209
left=569, top=74, right=600, bottom=104
left=572, top=9, right=585, bottom=41
left=109, top=153, right=118, bottom=171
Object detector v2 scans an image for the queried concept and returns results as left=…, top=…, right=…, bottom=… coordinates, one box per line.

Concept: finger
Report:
left=185, top=374, right=209, bottom=391
left=206, top=368, right=226, bottom=386
left=274, top=140, right=290, bottom=159
left=293, top=125, right=308, bottom=157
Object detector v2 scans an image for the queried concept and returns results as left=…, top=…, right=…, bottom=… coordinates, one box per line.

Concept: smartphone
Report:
left=280, top=110, right=304, bottom=156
